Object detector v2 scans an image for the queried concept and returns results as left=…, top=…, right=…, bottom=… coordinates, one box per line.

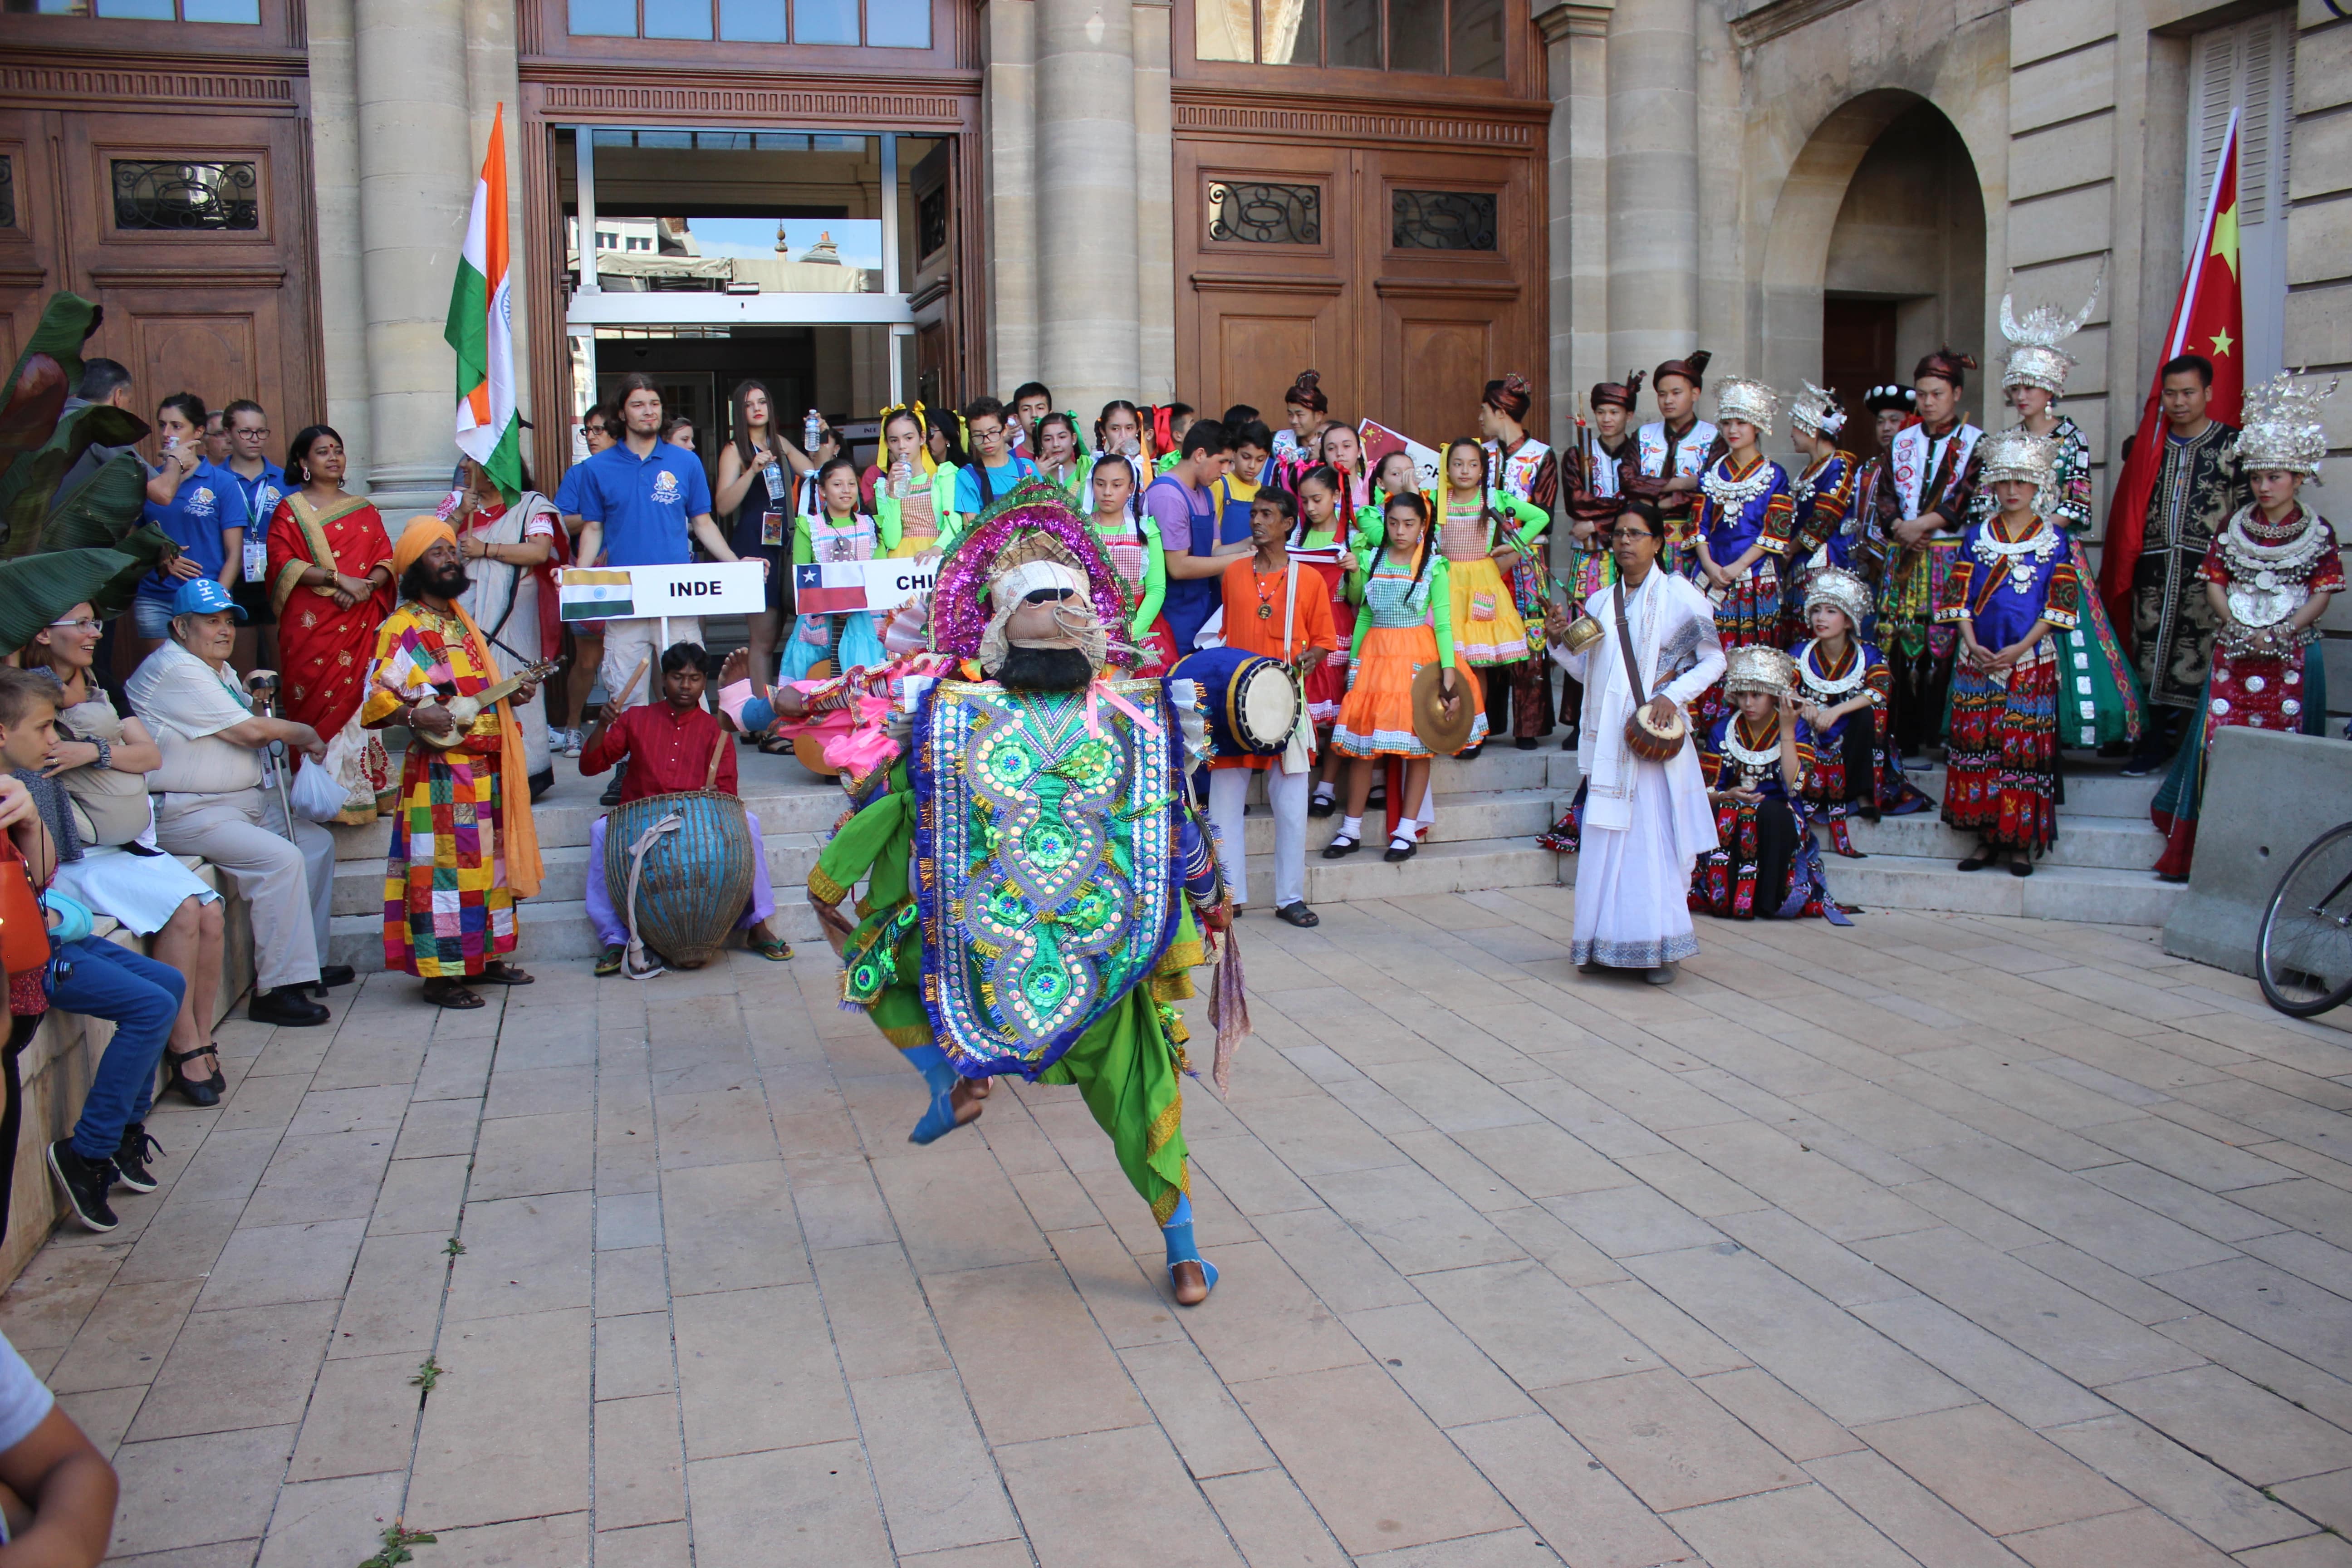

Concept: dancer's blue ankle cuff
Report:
left=903, top=1044, right=948, bottom=1074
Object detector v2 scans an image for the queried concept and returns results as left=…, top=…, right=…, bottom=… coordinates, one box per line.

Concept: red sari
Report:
left=269, top=494, right=396, bottom=812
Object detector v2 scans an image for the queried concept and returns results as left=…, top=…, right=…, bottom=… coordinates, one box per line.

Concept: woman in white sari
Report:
left=451, top=458, right=564, bottom=786
left=1551, top=500, right=1725, bottom=983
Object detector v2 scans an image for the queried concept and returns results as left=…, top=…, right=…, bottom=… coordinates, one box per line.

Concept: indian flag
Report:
left=561, top=568, right=634, bottom=622
left=446, top=103, right=523, bottom=500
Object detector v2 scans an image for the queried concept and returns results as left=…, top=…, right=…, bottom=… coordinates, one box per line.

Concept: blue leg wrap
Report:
left=906, top=1047, right=966, bottom=1145
left=1161, top=1195, right=1218, bottom=1292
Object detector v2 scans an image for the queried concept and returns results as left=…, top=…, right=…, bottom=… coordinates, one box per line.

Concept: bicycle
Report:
left=2258, top=820, right=2352, bottom=1016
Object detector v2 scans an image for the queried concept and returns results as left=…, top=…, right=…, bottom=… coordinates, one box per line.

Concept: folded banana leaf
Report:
left=0, top=404, right=150, bottom=549
left=3, top=294, right=99, bottom=413
left=0, top=355, right=67, bottom=473
left=34, top=451, right=151, bottom=556
left=0, top=547, right=139, bottom=656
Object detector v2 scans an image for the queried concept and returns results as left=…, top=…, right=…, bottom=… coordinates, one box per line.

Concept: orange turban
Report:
left=392, top=517, right=458, bottom=578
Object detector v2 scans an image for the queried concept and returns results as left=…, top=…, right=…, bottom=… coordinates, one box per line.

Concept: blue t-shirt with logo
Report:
left=952, top=456, right=1039, bottom=516
left=573, top=441, right=713, bottom=567
left=140, top=457, right=253, bottom=603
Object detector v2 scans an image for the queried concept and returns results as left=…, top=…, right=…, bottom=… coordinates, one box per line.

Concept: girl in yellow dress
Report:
left=1431, top=438, right=1549, bottom=755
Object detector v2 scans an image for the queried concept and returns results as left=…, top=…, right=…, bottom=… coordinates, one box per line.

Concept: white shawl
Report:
left=1554, top=566, right=1723, bottom=860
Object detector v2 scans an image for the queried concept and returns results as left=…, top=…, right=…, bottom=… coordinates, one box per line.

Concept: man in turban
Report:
left=359, top=519, right=546, bottom=1008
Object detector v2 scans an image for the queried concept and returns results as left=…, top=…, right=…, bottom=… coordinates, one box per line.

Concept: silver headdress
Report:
left=1803, top=566, right=1872, bottom=632
left=1723, top=644, right=1799, bottom=699
left=1790, top=379, right=1847, bottom=440
left=2238, top=371, right=2338, bottom=482
left=1714, top=377, right=1780, bottom=437
left=1978, top=427, right=2059, bottom=492
left=1999, top=265, right=2102, bottom=396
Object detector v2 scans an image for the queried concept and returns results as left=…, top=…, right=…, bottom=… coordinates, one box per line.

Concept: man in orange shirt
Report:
left=1208, top=490, right=1339, bottom=927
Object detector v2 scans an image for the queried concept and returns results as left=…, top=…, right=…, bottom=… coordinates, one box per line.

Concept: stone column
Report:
left=306, top=0, right=370, bottom=484
left=1604, top=0, right=1699, bottom=382
left=1034, top=0, right=1142, bottom=414
left=980, top=0, right=1040, bottom=396
left=353, top=0, right=475, bottom=515
left=1537, top=0, right=1612, bottom=454
left=1132, top=0, right=1176, bottom=406
left=462, top=0, right=530, bottom=449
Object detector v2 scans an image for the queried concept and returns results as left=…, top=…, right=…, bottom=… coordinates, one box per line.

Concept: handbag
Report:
left=1615, top=579, right=1690, bottom=763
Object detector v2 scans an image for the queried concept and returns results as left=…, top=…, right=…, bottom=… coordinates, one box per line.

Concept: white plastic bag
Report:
left=287, top=755, right=349, bottom=823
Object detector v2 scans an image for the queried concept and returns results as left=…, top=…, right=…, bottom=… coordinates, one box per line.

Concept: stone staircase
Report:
left=325, top=728, right=2181, bottom=970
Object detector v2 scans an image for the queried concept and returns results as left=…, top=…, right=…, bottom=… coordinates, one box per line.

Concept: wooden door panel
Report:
left=1387, top=304, right=1493, bottom=442
left=116, top=305, right=263, bottom=428
left=1200, top=285, right=1343, bottom=429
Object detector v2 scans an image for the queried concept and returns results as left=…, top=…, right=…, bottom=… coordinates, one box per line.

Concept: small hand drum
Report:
left=1169, top=647, right=1298, bottom=757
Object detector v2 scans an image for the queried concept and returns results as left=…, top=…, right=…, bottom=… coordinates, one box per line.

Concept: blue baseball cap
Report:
left=168, top=578, right=247, bottom=622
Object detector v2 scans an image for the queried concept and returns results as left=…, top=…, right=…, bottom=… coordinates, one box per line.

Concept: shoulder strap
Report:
left=1613, top=578, right=1646, bottom=699
left=1283, top=559, right=1298, bottom=661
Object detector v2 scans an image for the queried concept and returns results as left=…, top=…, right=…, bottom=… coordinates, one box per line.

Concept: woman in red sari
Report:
left=267, top=424, right=395, bottom=823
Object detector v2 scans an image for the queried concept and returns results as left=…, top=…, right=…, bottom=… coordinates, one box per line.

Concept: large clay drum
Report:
left=792, top=658, right=835, bottom=779
left=1169, top=646, right=1298, bottom=757
left=603, top=788, right=756, bottom=966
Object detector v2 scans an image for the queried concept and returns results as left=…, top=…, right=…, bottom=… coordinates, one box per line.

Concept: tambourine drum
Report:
left=1170, top=647, right=1298, bottom=757
left=603, top=788, right=756, bottom=966
left=1623, top=698, right=1690, bottom=762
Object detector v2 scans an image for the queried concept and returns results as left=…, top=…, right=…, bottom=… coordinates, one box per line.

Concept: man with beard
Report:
left=360, top=520, right=546, bottom=1008
left=808, top=479, right=1237, bottom=1305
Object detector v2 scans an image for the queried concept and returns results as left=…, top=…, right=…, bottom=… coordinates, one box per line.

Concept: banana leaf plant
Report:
left=0, top=547, right=141, bottom=657
left=0, top=293, right=165, bottom=593
left=0, top=293, right=100, bottom=470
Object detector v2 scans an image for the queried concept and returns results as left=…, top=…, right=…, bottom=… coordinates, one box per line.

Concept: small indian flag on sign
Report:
left=560, top=568, right=634, bottom=622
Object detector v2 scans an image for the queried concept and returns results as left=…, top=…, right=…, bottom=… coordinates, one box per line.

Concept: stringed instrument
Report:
left=413, top=657, right=564, bottom=748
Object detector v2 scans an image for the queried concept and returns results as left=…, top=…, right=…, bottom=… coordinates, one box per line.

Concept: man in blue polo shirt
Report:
left=951, top=396, right=1039, bottom=515
left=133, top=393, right=252, bottom=658
left=572, top=374, right=750, bottom=800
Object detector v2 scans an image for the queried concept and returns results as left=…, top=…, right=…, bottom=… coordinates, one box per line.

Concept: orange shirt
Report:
left=1218, top=553, right=1340, bottom=663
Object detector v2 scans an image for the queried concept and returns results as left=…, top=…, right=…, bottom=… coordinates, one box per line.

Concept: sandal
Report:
left=758, top=734, right=796, bottom=755
left=165, top=1047, right=221, bottom=1108
left=1275, top=902, right=1320, bottom=928
left=474, top=962, right=534, bottom=986
left=750, top=933, right=794, bottom=961
left=422, top=978, right=485, bottom=1010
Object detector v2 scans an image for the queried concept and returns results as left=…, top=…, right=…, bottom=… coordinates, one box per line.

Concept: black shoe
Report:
left=164, top=1047, right=221, bottom=1107
left=2119, top=750, right=2169, bottom=778
left=1307, top=794, right=1337, bottom=818
left=47, top=1141, right=118, bottom=1232
left=1515, top=737, right=1539, bottom=751
left=600, top=774, right=626, bottom=807
left=1322, top=833, right=1361, bottom=860
left=1456, top=744, right=1484, bottom=761
left=311, top=964, right=356, bottom=996
left=1383, top=837, right=1418, bottom=863
left=113, top=1124, right=161, bottom=1193
left=250, top=984, right=330, bottom=1028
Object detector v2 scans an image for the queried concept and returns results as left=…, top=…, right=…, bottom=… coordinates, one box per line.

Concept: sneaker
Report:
left=47, top=1141, right=118, bottom=1232
left=113, top=1124, right=162, bottom=1193
left=596, top=943, right=625, bottom=977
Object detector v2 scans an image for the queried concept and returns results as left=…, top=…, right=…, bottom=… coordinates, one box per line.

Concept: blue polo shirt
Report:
left=140, top=457, right=252, bottom=603
left=573, top=440, right=713, bottom=567
left=553, top=461, right=591, bottom=516
left=225, top=460, right=287, bottom=535
left=952, top=455, right=1039, bottom=515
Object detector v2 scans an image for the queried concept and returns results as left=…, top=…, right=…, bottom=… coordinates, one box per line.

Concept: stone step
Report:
left=328, top=785, right=846, bottom=860
left=1225, top=786, right=1563, bottom=854
left=330, top=895, right=826, bottom=970
left=1820, top=852, right=2185, bottom=926
left=1841, top=810, right=2166, bottom=872
left=1909, top=764, right=2159, bottom=819
left=1262, top=835, right=1563, bottom=908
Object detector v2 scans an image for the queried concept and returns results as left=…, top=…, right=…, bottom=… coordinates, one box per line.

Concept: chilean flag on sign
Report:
left=2097, top=106, right=2245, bottom=644
left=794, top=561, right=869, bottom=615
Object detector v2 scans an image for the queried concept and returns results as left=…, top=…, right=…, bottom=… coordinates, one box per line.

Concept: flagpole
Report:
left=2167, top=106, right=2239, bottom=363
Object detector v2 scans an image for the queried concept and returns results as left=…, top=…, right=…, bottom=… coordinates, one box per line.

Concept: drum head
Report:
left=1237, top=663, right=1299, bottom=751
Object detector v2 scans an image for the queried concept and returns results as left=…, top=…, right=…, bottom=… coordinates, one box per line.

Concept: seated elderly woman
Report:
left=22, top=602, right=230, bottom=1105
left=125, top=578, right=342, bottom=1029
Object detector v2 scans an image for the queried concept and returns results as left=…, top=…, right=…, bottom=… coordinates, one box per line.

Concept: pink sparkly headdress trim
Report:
left=929, top=478, right=1135, bottom=666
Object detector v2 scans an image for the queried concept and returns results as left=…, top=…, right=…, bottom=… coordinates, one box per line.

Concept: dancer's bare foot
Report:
left=1171, top=1259, right=1212, bottom=1306
left=950, top=1079, right=985, bottom=1127
left=969, top=1078, right=992, bottom=1100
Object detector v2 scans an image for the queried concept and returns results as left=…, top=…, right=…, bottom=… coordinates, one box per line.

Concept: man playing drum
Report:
left=362, top=520, right=548, bottom=1009
left=578, top=641, right=794, bottom=975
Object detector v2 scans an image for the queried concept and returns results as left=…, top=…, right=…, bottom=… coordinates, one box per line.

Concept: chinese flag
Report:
left=2097, top=108, right=2245, bottom=642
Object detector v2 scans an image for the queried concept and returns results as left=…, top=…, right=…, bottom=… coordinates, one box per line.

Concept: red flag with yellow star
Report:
left=2097, top=107, right=2244, bottom=640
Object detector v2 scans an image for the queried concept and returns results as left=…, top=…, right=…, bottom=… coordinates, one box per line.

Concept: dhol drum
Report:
left=1170, top=646, right=1299, bottom=759
left=603, top=788, right=757, bottom=967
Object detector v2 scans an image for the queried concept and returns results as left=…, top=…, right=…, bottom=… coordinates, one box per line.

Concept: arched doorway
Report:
left=1759, top=90, right=1988, bottom=460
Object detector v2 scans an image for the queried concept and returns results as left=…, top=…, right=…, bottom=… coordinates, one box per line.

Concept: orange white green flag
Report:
left=446, top=104, right=523, bottom=500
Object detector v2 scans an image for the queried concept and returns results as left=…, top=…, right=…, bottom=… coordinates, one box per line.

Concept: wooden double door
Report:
left=1174, top=122, right=1543, bottom=446
left=0, top=103, right=318, bottom=444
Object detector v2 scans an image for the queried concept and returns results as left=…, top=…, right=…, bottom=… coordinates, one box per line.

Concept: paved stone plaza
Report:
left=10, top=892, right=2352, bottom=1567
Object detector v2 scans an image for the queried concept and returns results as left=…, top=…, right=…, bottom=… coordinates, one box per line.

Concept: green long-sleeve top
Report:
left=1431, top=485, right=1551, bottom=555
left=875, top=464, right=960, bottom=555
left=1348, top=544, right=1459, bottom=669
left=1296, top=522, right=1367, bottom=605
left=808, top=760, right=913, bottom=916
left=1090, top=512, right=1167, bottom=636
left=794, top=507, right=900, bottom=565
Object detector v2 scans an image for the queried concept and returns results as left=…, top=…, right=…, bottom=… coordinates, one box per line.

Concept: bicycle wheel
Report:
left=2258, top=821, right=2352, bottom=1016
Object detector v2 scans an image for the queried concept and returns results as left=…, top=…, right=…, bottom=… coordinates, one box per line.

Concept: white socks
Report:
left=1391, top=816, right=1417, bottom=846
left=1340, top=815, right=1363, bottom=840
left=1313, top=781, right=1336, bottom=805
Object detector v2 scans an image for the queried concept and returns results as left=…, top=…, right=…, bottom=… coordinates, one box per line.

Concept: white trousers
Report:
left=599, top=616, right=705, bottom=717
left=153, top=785, right=335, bottom=991
left=1207, top=766, right=1310, bottom=911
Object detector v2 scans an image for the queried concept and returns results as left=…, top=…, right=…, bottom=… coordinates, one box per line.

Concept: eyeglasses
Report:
left=46, top=617, right=103, bottom=632
left=1607, top=530, right=1660, bottom=544
left=234, top=426, right=271, bottom=438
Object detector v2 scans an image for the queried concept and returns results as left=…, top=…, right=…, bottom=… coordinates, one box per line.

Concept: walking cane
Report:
left=243, top=671, right=299, bottom=843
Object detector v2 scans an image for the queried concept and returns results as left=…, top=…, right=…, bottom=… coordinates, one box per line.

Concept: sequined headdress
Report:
left=1803, top=566, right=1872, bottom=632
left=1723, top=644, right=1799, bottom=699
left=929, top=478, right=1131, bottom=671
left=1978, top=427, right=2060, bottom=491
left=1999, top=266, right=2102, bottom=396
left=2239, top=371, right=2339, bottom=481
left=1790, top=379, right=1847, bottom=440
left=1714, top=377, right=1780, bottom=436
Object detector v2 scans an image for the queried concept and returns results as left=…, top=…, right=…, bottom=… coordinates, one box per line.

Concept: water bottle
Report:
left=763, top=458, right=786, bottom=503
left=804, top=410, right=823, bottom=452
left=889, top=457, right=914, bottom=501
